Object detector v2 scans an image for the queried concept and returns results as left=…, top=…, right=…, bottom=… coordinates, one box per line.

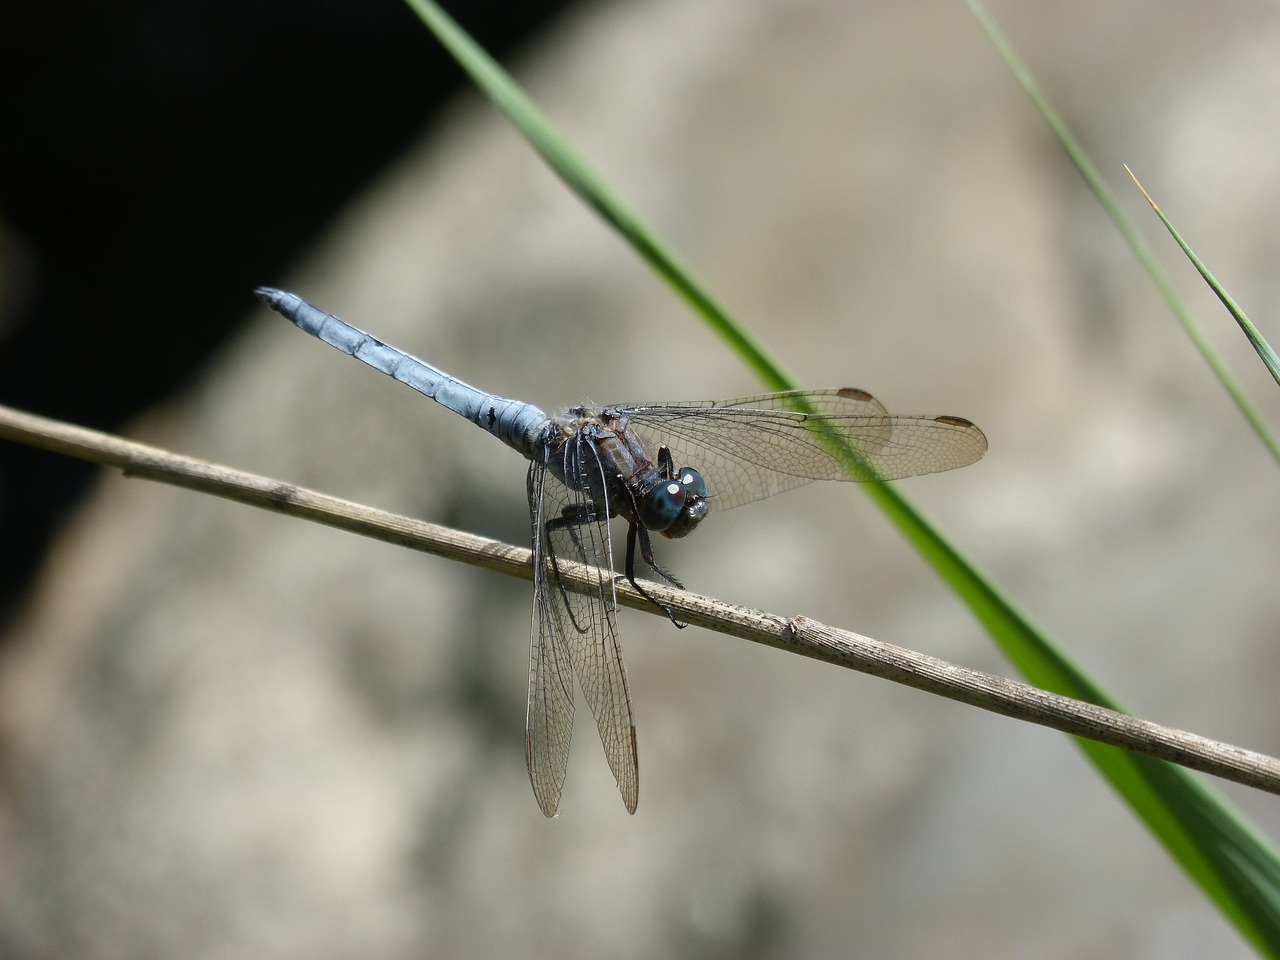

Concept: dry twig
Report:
left=3, top=401, right=1278, bottom=796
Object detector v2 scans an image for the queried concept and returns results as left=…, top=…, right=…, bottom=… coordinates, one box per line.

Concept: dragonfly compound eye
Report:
left=676, top=467, right=706, bottom=499
left=641, top=480, right=688, bottom=531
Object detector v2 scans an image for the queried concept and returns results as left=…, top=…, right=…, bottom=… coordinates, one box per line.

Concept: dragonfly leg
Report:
left=615, top=457, right=683, bottom=591
left=625, top=523, right=686, bottom=629
left=545, top=503, right=607, bottom=634
left=636, top=523, right=684, bottom=589
left=656, top=445, right=676, bottom=478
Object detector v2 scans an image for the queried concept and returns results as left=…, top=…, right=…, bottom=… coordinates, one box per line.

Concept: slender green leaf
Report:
left=965, top=0, right=1280, bottom=469
left=1127, top=165, right=1280, bottom=391
left=405, top=1, right=1280, bottom=952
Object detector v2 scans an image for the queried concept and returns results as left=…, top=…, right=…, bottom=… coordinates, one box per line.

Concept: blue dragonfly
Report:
left=256, top=288, right=987, bottom=817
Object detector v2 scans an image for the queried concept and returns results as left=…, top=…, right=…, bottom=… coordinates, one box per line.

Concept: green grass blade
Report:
left=1127, top=165, right=1280, bottom=391
left=965, top=0, right=1280, bottom=468
left=406, top=1, right=1280, bottom=951
left=405, top=0, right=792, bottom=392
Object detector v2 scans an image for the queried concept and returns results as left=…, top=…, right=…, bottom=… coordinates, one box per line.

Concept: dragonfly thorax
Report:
left=542, top=410, right=708, bottom=538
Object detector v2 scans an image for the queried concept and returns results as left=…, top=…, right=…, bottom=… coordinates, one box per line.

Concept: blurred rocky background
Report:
left=2, top=0, right=1279, bottom=957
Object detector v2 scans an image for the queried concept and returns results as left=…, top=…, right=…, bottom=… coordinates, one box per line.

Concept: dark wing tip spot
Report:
left=837, top=387, right=874, bottom=401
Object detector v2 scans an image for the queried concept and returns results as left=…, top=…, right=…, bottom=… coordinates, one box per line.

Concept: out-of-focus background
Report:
left=2, top=0, right=1279, bottom=956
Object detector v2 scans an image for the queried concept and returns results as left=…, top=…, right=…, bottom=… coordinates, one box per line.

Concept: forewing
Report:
left=618, top=388, right=987, bottom=511
left=526, top=460, right=577, bottom=817
left=527, top=437, right=639, bottom=816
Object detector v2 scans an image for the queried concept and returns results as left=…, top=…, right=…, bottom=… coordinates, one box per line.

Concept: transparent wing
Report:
left=616, top=388, right=987, bottom=511
left=525, top=460, right=577, bottom=817
left=525, top=442, right=638, bottom=817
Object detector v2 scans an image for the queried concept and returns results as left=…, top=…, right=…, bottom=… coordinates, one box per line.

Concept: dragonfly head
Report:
left=640, top=467, right=708, bottom=539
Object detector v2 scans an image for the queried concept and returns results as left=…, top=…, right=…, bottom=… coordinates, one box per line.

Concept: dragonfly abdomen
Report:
left=256, top=287, right=547, bottom=459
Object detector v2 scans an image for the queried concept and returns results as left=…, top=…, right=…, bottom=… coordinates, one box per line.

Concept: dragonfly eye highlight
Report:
left=641, top=480, right=688, bottom=531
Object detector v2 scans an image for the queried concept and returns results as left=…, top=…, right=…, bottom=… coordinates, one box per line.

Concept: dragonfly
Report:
left=256, top=287, right=987, bottom=817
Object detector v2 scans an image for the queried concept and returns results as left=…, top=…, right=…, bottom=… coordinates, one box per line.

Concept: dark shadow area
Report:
left=0, top=0, right=583, bottom=623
